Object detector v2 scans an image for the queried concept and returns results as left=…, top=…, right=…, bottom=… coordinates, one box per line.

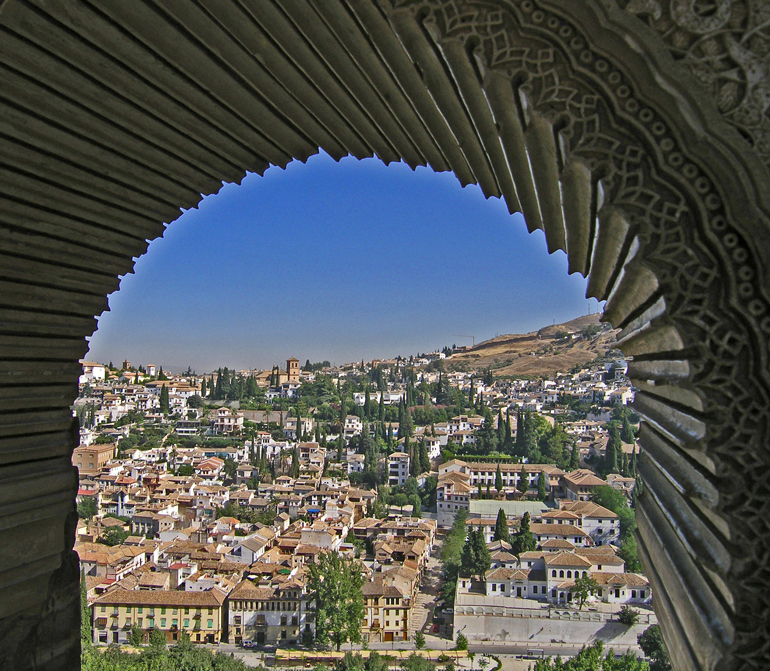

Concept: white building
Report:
left=388, top=452, right=410, bottom=486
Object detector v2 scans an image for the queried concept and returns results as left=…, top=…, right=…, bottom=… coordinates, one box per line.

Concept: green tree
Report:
left=100, top=527, right=129, bottom=546
left=80, top=566, right=91, bottom=644
left=593, top=485, right=636, bottom=544
left=129, top=622, right=143, bottom=646
left=571, top=574, right=599, bottom=610
left=440, top=507, right=468, bottom=607
left=414, top=630, right=426, bottom=650
left=419, top=441, right=431, bottom=474
left=618, top=536, right=642, bottom=573
left=477, top=407, right=498, bottom=455
left=461, top=529, right=490, bottom=579
left=517, top=467, right=529, bottom=497
left=604, top=425, right=622, bottom=475
left=402, top=653, right=433, bottom=671
left=638, top=625, right=671, bottom=671
left=77, top=496, right=98, bottom=520
left=617, top=605, right=639, bottom=626
left=537, top=471, right=547, bottom=501
left=159, top=384, right=170, bottom=414
left=620, top=415, right=636, bottom=444
left=532, top=641, right=649, bottom=671
left=223, top=457, right=238, bottom=481
left=493, top=508, right=509, bottom=543
left=149, top=627, right=166, bottom=648
left=495, top=463, right=503, bottom=492
left=569, top=444, right=580, bottom=470
left=511, top=512, right=537, bottom=555
left=455, top=633, right=468, bottom=651
left=308, top=551, right=365, bottom=651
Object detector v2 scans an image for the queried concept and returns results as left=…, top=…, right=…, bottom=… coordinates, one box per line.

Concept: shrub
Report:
left=617, top=605, right=639, bottom=626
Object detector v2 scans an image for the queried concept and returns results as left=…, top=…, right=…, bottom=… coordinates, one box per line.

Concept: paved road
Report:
left=409, top=538, right=444, bottom=637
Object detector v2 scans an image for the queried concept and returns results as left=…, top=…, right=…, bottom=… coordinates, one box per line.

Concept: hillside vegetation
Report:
left=445, top=314, right=619, bottom=377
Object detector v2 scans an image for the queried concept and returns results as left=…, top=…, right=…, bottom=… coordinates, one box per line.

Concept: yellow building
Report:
left=91, top=588, right=225, bottom=645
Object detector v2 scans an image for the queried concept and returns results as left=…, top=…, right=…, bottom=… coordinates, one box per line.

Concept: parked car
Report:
left=241, top=641, right=257, bottom=649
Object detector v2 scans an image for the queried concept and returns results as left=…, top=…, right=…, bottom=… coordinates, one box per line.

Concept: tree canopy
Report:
left=637, top=625, right=671, bottom=671
left=533, top=641, right=649, bottom=670
left=308, top=551, right=365, bottom=651
left=493, top=508, right=510, bottom=543
left=81, top=637, right=253, bottom=671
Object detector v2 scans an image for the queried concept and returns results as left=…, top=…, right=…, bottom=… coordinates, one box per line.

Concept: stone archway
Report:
left=0, top=2, right=768, bottom=670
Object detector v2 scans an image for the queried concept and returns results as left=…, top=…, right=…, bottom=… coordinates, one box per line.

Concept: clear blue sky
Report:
left=86, top=152, right=598, bottom=373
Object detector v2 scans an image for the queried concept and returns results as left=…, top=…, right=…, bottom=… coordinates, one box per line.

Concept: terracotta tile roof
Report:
left=94, top=587, right=225, bottom=606
left=591, top=572, right=649, bottom=587
left=560, top=501, right=618, bottom=518
left=530, top=523, right=590, bottom=537
left=544, top=552, right=594, bottom=567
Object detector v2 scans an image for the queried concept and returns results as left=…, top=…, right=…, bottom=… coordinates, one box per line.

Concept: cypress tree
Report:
left=472, top=528, right=491, bottom=578
left=419, top=441, right=431, bottom=474
left=401, top=406, right=413, bottom=439
left=621, top=451, right=630, bottom=477
left=515, top=409, right=525, bottom=455
left=159, top=384, right=170, bottom=414
left=495, top=463, right=503, bottom=492
left=504, top=412, right=513, bottom=453
left=537, top=471, right=548, bottom=501
left=630, top=446, right=638, bottom=477
left=80, top=566, right=91, bottom=643
left=517, top=467, right=529, bottom=497
left=522, top=411, right=539, bottom=460
left=620, top=414, right=636, bottom=444
left=494, top=508, right=509, bottom=543
left=512, top=512, right=537, bottom=554
left=460, top=529, right=478, bottom=577
left=569, top=444, right=580, bottom=470
left=605, top=425, right=622, bottom=474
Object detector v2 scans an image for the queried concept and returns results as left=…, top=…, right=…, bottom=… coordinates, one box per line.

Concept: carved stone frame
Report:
left=0, top=1, right=767, bottom=669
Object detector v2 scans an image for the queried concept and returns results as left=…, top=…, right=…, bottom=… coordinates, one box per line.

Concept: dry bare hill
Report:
left=445, top=314, right=619, bottom=378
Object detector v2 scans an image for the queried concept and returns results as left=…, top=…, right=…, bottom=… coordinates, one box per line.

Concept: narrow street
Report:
left=409, top=535, right=444, bottom=638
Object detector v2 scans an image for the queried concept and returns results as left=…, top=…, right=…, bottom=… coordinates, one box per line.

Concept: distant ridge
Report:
left=445, top=314, right=619, bottom=377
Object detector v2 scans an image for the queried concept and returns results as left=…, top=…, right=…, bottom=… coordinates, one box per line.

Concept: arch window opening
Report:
left=0, top=2, right=767, bottom=670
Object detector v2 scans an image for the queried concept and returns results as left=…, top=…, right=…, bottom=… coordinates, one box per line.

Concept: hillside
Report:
left=444, top=314, right=619, bottom=377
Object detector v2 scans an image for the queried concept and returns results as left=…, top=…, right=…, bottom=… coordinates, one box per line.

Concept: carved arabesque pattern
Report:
left=385, top=1, right=770, bottom=668
left=621, top=0, right=770, bottom=169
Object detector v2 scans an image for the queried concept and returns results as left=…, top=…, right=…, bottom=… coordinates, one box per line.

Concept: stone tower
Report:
left=286, top=357, right=299, bottom=384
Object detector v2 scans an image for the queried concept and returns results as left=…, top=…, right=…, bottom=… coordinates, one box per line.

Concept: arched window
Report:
left=559, top=570, right=564, bottom=578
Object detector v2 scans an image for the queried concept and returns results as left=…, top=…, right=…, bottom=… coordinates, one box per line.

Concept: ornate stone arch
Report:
left=0, top=1, right=768, bottom=670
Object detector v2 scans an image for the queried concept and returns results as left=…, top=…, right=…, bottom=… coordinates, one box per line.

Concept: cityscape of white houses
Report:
left=72, top=342, right=648, bottom=650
